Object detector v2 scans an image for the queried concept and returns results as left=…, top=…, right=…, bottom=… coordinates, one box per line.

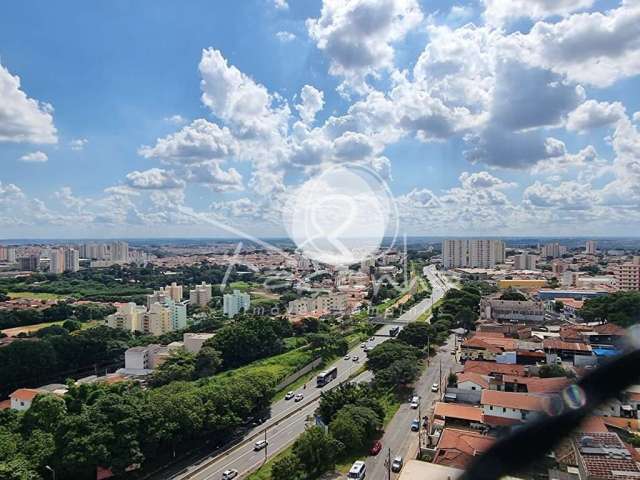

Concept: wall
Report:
left=275, top=357, right=323, bottom=391
left=444, top=387, right=482, bottom=404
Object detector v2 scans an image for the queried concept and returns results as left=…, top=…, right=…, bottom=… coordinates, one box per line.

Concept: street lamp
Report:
left=45, top=465, right=55, bottom=480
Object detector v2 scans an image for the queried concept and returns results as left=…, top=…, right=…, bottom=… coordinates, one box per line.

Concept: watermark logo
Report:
left=284, top=165, right=398, bottom=266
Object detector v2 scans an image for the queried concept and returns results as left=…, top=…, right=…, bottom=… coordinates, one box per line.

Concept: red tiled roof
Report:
left=457, top=372, right=490, bottom=389
left=433, top=402, right=484, bottom=423
left=464, top=360, right=527, bottom=376
left=462, top=337, right=503, bottom=353
left=433, top=428, right=495, bottom=469
left=481, top=390, right=545, bottom=411
left=574, top=432, right=640, bottom=480
left=474, top=332, right=506, bottom=339
left=543, top=338, right=593, bottom=352
left=0, top=399, right=10, bottom=410
left=482, top=414, right=521, bottom=427
left=501, top=375, right=570, bottom=393
left=593, top=323, right=625, bottom=336
left=10, top=388, right=41, bottom=402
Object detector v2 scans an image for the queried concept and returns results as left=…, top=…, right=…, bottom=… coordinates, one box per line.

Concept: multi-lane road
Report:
left=160, top=267, right=454, bottom=480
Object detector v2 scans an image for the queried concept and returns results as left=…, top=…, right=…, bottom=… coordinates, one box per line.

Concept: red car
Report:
left=370, top=440, right=382, bottom=456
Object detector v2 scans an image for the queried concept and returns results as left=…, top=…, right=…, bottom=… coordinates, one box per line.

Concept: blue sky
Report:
left=1, top=0, right=640, bottom=238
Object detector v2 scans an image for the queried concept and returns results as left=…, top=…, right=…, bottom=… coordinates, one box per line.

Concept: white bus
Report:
left=348, top=461, right=366, bottom=480
left=316, top=366, right=338, bottom=387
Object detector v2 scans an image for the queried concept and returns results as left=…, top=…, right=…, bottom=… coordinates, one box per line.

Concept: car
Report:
left=361, top=343, right=366, bottom=348
left=370, top=440, right=382, bottom=456
left=369, top=337, right=375, bottom=342
left=411, top=419, right=420, bottom=431
left=222, top=469, right=238, bottom=480
left=410, top=396, right=419, bottom=409
left=294, top=393, right=304, bottom=402
left=364, top=345, right=372, bottom=352
left=352, top=355, right=359, bottom=362
left=254, top=440, right=268, bottom=451
left=344, top=354, right=351, bottom=360
left=285, top=391, right=295, bottom=400
left=450, top=350, right=456, bottom=355
left=391, top=456, right=403, bottom=473
left=431, top=383, right=439, bottom=392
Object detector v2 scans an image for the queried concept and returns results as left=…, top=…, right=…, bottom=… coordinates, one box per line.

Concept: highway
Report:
left=162, top=267, right=454, bottom=480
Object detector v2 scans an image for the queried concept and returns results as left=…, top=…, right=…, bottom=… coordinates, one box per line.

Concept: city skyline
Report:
left=2, top=0, right=640, bottom=238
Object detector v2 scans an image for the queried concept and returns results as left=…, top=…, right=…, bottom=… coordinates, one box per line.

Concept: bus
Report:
left=389, top=325, right=400, bottom=337
left=316, top=366, right=338, bottom=387
left=348, top=461, right=366, bottom=479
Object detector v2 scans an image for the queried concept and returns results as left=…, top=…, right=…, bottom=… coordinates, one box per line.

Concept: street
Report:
left=162, top=267, right=454, bottom=480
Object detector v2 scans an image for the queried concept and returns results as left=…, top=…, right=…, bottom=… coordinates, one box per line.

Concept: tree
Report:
left=148, top=350, right=196, bottom=387
left=373, top=358, right=420, bottom=389
left=22, top=394, right=67, bottom=434
left=63, top=319, right=82, bottom=332
left=397, top=323, right=432, bottom=349
left=448, top=373, right=458, bottom=387
left=271, top=454, right=305, bottom=480
left=539, top=364, right=571, bottom=378
left=500, top=288, right=527, bottom=301
left=580, top=292, right=640, bottom=326
left=554, top=300, right=565, bottom=312
left=366, top=341, right=420, bottom=373
left=194, top=346, right=221, bottom=378
left=292, top=427, right=342, bottom=478
left=329, top=405, right=381, bottom=451
left=454, top=308, right=477, bottom=331
left=35, top=325, right=69, bottom=337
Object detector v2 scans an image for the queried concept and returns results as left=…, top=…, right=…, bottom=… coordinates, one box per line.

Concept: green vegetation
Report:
left=7, top=291, right=65, bottom=300
left=539, top=364, right=574, bottom=378
left=499, top=288, right=528, bottom=301
left=0, top=301, right=116, bottom=330
left=580, top=292, right=640, bottom=327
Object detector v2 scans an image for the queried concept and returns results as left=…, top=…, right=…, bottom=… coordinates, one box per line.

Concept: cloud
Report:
left=333, top=131, right=374, bottom=160
left=0, top=63, right=57, bottom=144
left=306, top=0, right=423, bottom=91
left=139, top=119, right=237, bottom=164
left=19, top=151, right=48, bottom=163
left=69, top=138, right=88, bottom=151
left=276, top=31, right=296, bottom=42
left=566, top=100, right=626, bottom=133
left=523, top=180, right=599, bottom=210
left=295, top=85, right=324, bottom=124
left=164, top=114, right=188, bottom=125
left=125, top=168, right=185, bottom=190
left=531, top=145, right=608, bottom=180
left=459, top=171, right=515, bottom=189
left=506, top=2, right=640, bottom=87
left=447, top=5, right=474, bottom=23
left=273, top=0, right=288, bottom=10
left=187, top=161, right=244, bottom=192
left=482, top=0, right=595, bottom=27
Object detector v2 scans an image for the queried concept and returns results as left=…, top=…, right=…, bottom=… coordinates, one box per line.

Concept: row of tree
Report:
left=0, top=302, right=116, bottom=330
left=580, top=291, right=640, bottom=327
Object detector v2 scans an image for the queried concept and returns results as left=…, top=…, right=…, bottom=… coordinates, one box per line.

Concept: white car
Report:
left=361, top=343, right=366, bottom=348
left=222, top=469, right=238, bottom=480
left=410, top=396, right=419, bottom=409
left=344, top=354, right=351, bottom=360
left=285, top=391, right=295, bottom=400
left=294, top=393, right=304, bottom=402
left=254, top=440, right=268, bottom=451
left=431, top=383, right=439, bottom=392
left=352, top=355, right=359, bottom=362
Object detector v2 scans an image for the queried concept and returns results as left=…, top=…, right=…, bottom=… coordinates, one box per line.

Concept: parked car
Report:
left=431, top=382, right=439, bottom=392
left=285, top=391, right=294, bottom=400
left=294, top=393, right=304, bottom=402
left=411, top=419, right=420, bottom=432
left=370, top=440, right=382, bottom=456
left=254, top=440, right=268, bottom=451
left=352, top=355, right=359, bottom=362
left=391, top=456, right=403, bottom=473
left=222, top=469, right=238, bottom=480
left=410, top=396, right=419, bottom=409
left=344, top=354, right=351, bottom=360
left=361, top=343, right=366, bottom=348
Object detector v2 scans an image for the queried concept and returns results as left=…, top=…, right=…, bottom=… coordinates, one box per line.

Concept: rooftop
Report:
left=434, top=402, right=484, bottom=423
left=433, top=428, right=495, bottom=469
left=481, top=390, right=545, bottom=412
left=10, top=388, right=41, bottom=402
left=464, top=360, right=527, bottom=376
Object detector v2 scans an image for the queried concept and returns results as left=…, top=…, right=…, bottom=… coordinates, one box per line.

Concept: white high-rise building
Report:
left=616, top=257, right=640, bottom=291
left=49, top=248, right=65, bottom=274
left=585, top=240, right=598, bottom=255
left=0, top=247, right=17, bottom=263
left=189, top=281, right=212, bottom=307
left=110, top=241, right=129, bottom=263
left=442, top=239, right=505, bottom=269
left=146, top=283, right=182, bottom=308
left=143, top=302, right=173, bottom=336
left=542, top=243, right=563, bottom=259
left=64, top=248, right=80, bottom=272
left=514, top=253, right=539, bottom=271
left=223, top=289, right=251, bottom=318
left=107, top=303, right=146, bottom=331
left=165, top=299, right=188, bottom=331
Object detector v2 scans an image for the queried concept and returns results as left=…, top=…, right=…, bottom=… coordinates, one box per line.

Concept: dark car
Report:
left=370, top=440, right=382, bottom=455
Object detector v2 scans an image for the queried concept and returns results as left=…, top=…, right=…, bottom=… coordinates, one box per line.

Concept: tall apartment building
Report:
left=616, top=257, right=640, bottom=291
left=442, top=239, right=505, bottom=269
left=143, top=302, right=173, bottom=336
left=80, top=243, right=108, bottom=260
left=64, top=248, right=80, bottom=272
left=110, top=241, right=129, bottom=263
left=18, top=255, right=40, bottom=271
left=513, top=253, right=539, bottom=270
left=49, top=248, right=65, bottom=274
left=223, top=289, right=251, bottom=318
left=189, top=281, right=212, bottom=307
left=146, top=283, right=183, bottom=308
left=107, top=303, right=146, bottom=331
left=585, top=240, right=598, bottom=255
left=287, top=293, right=349, bottom=316
left=542, top=243, right=567, bottom=259
left=165, top=299, right=188, bottom=331
left=0, top=246, right=16, bottom=263
left=107, top=300, right=186, bottom=335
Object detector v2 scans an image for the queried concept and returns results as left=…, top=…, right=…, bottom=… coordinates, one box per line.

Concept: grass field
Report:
left=7, top=291, right=65, bottom=300
left=1, top=318, right=102, bottom=337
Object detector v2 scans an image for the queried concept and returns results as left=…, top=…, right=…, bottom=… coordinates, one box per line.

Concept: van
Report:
left=348, top=460, right=366, bottom=479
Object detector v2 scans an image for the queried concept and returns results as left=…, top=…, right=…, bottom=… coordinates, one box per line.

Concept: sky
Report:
left=1, top=0, right=640, bottom=239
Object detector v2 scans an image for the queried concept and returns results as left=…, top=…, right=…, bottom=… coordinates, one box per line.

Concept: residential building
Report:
left=80, top=243, right=108, bottom=260
left=164, top=299, right=188, bottom=331
left=433, top=428, right=495, bottom=470
left=513, top=253, right=538, bottom=270
left=481, top=390, right=544, bottom=425
left=9, top=389, right=42, bottom=411
left=189, top=281, right=212, bottom=307
left=442, top=239, right=505, bottom=269
left=49, top=248, right=65, bottom=274
left=573, top=432, right=640, bottom=480
left=542, top=243, right=566, bottom=259
left=183, top=332, right=215, bottom=354
left=18, top=254, right=40, bottom=271
left=223, top=289, right=251, bottom=317
left=0, top=246, right=17, bottom=263
left=497, top=279, right=547, bottom=290
left=287, top=293, right=349, bottom=316
left=146, top=283, right=183, bottom=308
left=64, top=248, right=80, bottom=272
left=143, top=302, right=173, bottom=336
left=585, top=240, right=598, bottom=255
left=106, top=302, right=146, bottom=331
left=543, top=338, right=593, bottom=360
left=432, top=402, right=484, bottom=430
left=110, top=241, right=129, bottom=263
left=615, top=257, right=640, bottom=291
left=481, top=298, right=545, bottom=323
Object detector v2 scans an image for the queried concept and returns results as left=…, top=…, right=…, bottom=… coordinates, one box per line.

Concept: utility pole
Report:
left=264, top=428, right=268, bottom=462
left=439, top=358, right=443, bottom=392
left=387, top=447, right=392, bottom=480
left=427, top=335, right=430, bottom=366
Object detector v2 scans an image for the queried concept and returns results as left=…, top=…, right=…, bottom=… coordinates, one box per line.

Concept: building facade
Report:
left=442, top=239, right=506, bottom=269
left=223, top=289, right=251, bottom=317
left=615, top=257, right=640, bottom=291
left=189, top=281, right=212, bottom=307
